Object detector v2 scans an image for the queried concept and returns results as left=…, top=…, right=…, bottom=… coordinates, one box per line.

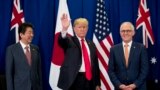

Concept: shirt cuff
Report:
left=61, top=30, right=67, bottom=38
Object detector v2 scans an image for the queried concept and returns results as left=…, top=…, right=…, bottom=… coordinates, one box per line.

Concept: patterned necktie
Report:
left=124, top=44, right=129, bottom=67
left=81, top=39, right=92, bottom=80
left=25, top=46, right=31, bottom=66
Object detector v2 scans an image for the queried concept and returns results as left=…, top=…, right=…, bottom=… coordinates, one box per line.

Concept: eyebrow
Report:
left=120, top=30, right=133, bottom=32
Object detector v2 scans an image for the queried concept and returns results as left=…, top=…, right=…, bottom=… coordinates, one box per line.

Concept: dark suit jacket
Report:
left=5, top=42, right=42, bottom=90
left=57, top=34, right=100, bottom=90
left=108, top=42, right=149, bottom=90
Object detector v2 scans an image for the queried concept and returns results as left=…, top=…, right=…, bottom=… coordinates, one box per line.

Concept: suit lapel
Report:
left=119, top=44, right=126, bottom=67
left=73, top=37, right=81, bottom=50
left=128, top=42, right=136, bottom=67
left=30, top=45, right=35, bottom=66
left=17, top=42, right=31, bottom=67
left=73, top=37, right=84, bottom=65
left=86, top=40, right=94, bottom=67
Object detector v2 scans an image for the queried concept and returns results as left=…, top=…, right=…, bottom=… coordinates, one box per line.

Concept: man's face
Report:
left=120, top=24, right=135, bottom=43
left=20, top=27, right=34, bottom=44
left=74, top=23, right=88, bottom=39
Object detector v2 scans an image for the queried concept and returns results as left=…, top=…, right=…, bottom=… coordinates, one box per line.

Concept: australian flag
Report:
left=10, top=0, right=25, bottom=43
left=135, top=0, right=160, bottom=89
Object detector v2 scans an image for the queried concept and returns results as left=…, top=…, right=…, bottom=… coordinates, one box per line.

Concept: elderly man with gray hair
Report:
left=108, top=22, right=149, bottom=90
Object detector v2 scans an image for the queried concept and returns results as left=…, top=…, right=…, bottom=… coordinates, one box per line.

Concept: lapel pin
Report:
left=32, top=48, right=35, bottom=51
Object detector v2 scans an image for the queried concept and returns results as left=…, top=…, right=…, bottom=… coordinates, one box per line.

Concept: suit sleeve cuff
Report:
left=61, top=30, right=67, bottom=38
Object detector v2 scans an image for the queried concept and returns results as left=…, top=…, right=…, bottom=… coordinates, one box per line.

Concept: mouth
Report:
left=28, top=37, right=33, bottom=41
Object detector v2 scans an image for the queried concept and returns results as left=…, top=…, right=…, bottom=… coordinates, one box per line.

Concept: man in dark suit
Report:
left=57, top=14, right=101, bottom=90
left=5, top=23, right=42, bottom=90
left=108, top=22, right=149, bottom=90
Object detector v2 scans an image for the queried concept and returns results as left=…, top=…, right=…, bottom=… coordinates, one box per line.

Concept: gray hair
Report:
left=120, top=22, right=134, bottom=31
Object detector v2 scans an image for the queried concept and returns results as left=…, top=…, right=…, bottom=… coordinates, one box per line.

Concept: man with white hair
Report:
left=108, top=22, right=149, bottom=90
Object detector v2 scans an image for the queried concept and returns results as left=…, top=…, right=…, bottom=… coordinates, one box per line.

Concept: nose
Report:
left=124, top=32, right=127, bottom=34
left=81, top=27, right=86, bottom=31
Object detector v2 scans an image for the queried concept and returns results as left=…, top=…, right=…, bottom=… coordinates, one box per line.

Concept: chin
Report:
left=28, top=40, right=32, bottom=43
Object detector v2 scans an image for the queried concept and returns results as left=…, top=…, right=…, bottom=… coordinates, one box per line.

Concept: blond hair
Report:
left=73, top=18, right=88, bottom=27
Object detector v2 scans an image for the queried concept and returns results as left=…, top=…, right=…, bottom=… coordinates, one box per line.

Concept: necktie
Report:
left=25, top=46, right=31, bottom=65
left=81, top=39, right=92, bottom=80
left=124, top=44, right=129, bottom=67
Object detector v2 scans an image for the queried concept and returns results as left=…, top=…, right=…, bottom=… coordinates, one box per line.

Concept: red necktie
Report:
left=25, top=46, right=31, bottom=65
left=81, top=39, right=92, bottom=80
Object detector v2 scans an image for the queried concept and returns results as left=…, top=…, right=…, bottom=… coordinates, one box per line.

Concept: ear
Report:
left=132, top=30, right=135, bottom=36
left=20, top=33, right=23, bottom=38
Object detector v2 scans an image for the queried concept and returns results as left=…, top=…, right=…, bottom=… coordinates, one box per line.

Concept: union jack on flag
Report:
left=136, top=0, right=154, bottom=48
left=93, top=0, right=114, bottom=89
left=10, top=0, right=25, bottom=42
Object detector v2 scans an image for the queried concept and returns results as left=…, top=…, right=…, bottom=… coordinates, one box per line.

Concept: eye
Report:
left=121, top=30, right=132, bottom=33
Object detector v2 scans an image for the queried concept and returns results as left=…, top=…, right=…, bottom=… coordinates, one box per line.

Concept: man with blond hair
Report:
left=57, top=14, right=101, bottom=90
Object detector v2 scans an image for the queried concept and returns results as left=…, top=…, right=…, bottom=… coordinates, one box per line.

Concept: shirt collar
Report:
left=76, top=35, right=86, bottom=41
left=20, top=40, right=30, bottom=49
left=122, top=41, right=132, bottom=47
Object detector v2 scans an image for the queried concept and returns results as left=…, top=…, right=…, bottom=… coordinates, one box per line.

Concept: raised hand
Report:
left=61, top=13, right=70, bottom=31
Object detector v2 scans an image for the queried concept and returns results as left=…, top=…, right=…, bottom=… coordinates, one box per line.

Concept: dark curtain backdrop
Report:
left=0, top=0, right=160, bottom=90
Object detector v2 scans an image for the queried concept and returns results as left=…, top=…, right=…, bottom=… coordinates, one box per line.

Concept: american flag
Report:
left=136, top=0, right=154, bottom=48
left=10, top=0, right=25, bottom=43
left=93, top=0, right=114, bottom=89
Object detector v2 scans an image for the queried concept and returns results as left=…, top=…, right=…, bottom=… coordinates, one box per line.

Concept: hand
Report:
left=127, top=84, right=136, bottom=89
left=119, top=84, right=136, bottom=90
left=61, top=13, right=70, bottom=31
left=119, top=84, right=127, bottom=89
left=119, top=84, right=130, bottom=90
left=96, top=86, right=101, bottom=90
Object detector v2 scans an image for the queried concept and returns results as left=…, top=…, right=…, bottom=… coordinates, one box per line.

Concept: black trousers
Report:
left=0, top=75, right=6, bottom=90
left=69, top=72, right=94, bottom=90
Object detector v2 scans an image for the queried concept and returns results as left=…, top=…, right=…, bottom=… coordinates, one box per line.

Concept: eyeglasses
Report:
left=120, top=30, right=132, bottom=33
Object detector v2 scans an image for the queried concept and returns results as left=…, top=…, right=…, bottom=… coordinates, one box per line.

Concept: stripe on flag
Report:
left=93, top=0, right=114, bottom=89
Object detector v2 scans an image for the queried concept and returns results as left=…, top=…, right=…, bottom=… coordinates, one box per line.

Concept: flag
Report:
left=93, top=0, right=114, bottom=89
left=136, top=0, right=160, bottom=89
left=10, top=0, right=25, bottom=43
left=49, top=0, right=73, bottom=89
left=136, top=0, right=154, bottom=48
